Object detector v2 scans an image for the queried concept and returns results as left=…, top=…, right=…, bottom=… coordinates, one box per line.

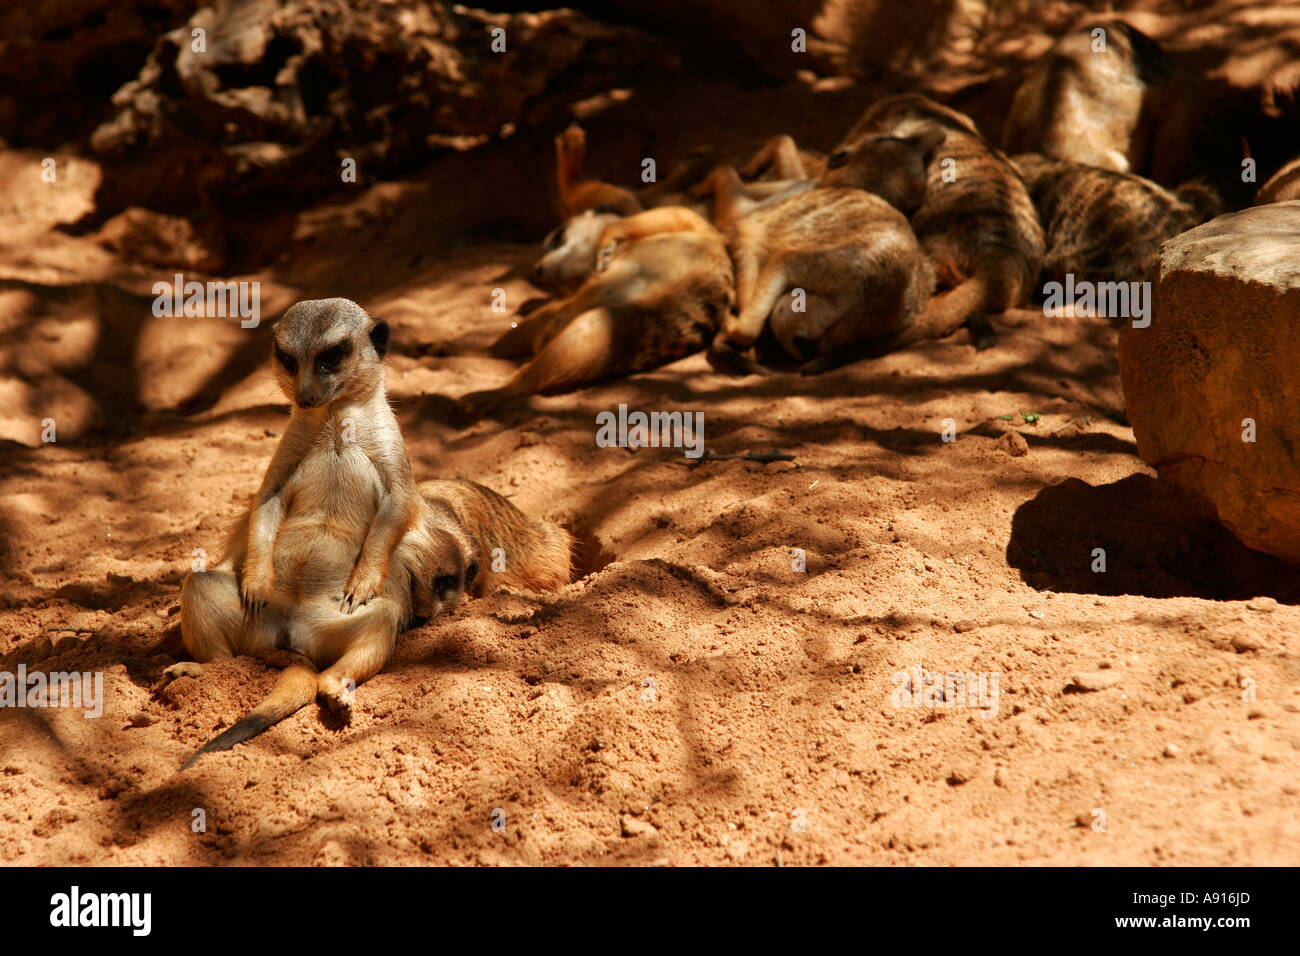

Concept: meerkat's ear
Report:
left=369, top=319, right=390, bottom=358
left=907, top=125, right=947, bottom=164
left=464, top=559, right=479, bottom=592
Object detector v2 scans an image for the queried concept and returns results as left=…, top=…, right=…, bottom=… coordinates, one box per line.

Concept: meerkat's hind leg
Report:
left=488, top=310, right=560, bottom=359
left=307, top=599, right=405, bottom=721
left=738, top=134, right=808, bottom=181
left=179, top=568, right=279, bottom=662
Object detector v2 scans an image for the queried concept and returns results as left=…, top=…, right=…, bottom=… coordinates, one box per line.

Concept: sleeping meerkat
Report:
left=699, top=127, right=943, bottom=373
left=1011, top=153, right=1222, bottom=286
left=827, top=93, right=1045, bottom=344
left=1001, top=21, right=1169, bottom=174
left=459, top=205, right=733, bottom=418
left=412, top=479, right=572, bottom=618
left=174, top=297, right=433, bottom=768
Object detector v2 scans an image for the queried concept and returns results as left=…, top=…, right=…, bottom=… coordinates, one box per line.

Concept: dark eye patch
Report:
left=274, top=344, right=298, bottom=375
left=434, top=573, right=459, bottom=600
left=544, top=226, right=567, bottom=251
left=826, top=149, right=849, bottom=169
left=314, top=341, right=351, bottom=374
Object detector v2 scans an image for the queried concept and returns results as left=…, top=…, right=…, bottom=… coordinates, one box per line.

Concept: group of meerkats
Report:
left=170, top=21, right=1272, bottom=766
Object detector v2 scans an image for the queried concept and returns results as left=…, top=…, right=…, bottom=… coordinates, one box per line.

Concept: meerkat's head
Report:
left=531, top=209, right=622, bottom=292
left=819, top=125, right=947, bottom=216
left=410, top=525, right=479, bottom=620
left=270, top=298, right=390, bottom=410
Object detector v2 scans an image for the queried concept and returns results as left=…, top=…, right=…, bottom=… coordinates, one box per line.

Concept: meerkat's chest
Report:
left=284, top=442, right=384, bottom=521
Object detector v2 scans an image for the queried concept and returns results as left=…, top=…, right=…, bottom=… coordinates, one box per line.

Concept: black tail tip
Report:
left=179, top=712, right=276, bottom=770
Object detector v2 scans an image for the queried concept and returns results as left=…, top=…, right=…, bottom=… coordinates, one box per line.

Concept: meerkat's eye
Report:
left=274, top=345, right=298, bottom=375
left=434, top=573, right=460, bottom=600
left=315, top=341, right=351, bottom=375
left=826, top=150, right=850, bottom=170
left=544, top=226, right=567, bottom=251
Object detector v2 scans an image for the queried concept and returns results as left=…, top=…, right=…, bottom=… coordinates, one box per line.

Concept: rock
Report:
left=1231, top=632, right=1266, bottom=653
left=1117, top=203, right=1300, bottom=564
left=620, top=815, right=657, bottom=839
left=1162, top=743, right=1181, bottom=758
left=1002, top=430, right=1029, bottom=457
left=1257, top=157, right=1300, bottom=204
left=1069, top=671, right=1120, bottom=692
left=1246, top=597, right=1278, bottom=613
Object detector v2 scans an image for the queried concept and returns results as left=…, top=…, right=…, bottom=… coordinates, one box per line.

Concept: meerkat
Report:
left=1002, top=21, right=1168, bottom=174
left=1012, top=153, right=1223, bottom=287
left=411, top=479, right=571, bottom=618
left=173, top=298, right=433, bottom=768
left=826, top=93, right=1045, bottom=345
left=698, top=128, right=941, bottom=374
left=459, top=205, right=733, bottom=417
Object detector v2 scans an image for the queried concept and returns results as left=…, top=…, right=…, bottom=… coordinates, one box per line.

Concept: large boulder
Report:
left=1118, top=202, right=1300, bottom=564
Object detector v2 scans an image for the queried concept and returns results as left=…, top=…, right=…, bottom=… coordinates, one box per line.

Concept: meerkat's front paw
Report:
left=706, top=337, right=764, bottom=377
left=342, top=564, right=385, bottom=613
left=162, top=661, right=203, bottom=682
left=318, top=676, right=356, bottom=722
left=239, top=564, right=273, bottom=615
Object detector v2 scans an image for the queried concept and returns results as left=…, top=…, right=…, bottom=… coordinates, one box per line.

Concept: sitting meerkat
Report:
left=1012, top=153, right=1223, bottom=286
left=459, top=205, right=733, bottom=417
left=1001, top=21, right=1168, bottom=174
left=412, top=479, right=572, bottom=618
left=700, top=127, right=944, bottom=373
left=174, top=298, right=435, bottom=768
left=826, top=93, right=1045, bottom=343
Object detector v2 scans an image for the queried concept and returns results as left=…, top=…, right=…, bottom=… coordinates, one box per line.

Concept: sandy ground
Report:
left=2, top=68, right=1300, bottom=866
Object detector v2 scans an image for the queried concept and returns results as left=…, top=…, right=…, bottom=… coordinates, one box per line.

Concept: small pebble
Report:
left=1070, top=671, right=1120, bottom=692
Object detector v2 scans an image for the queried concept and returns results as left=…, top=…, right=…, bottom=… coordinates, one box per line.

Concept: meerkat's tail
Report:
left=180, top=659, right=318, bottom=770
